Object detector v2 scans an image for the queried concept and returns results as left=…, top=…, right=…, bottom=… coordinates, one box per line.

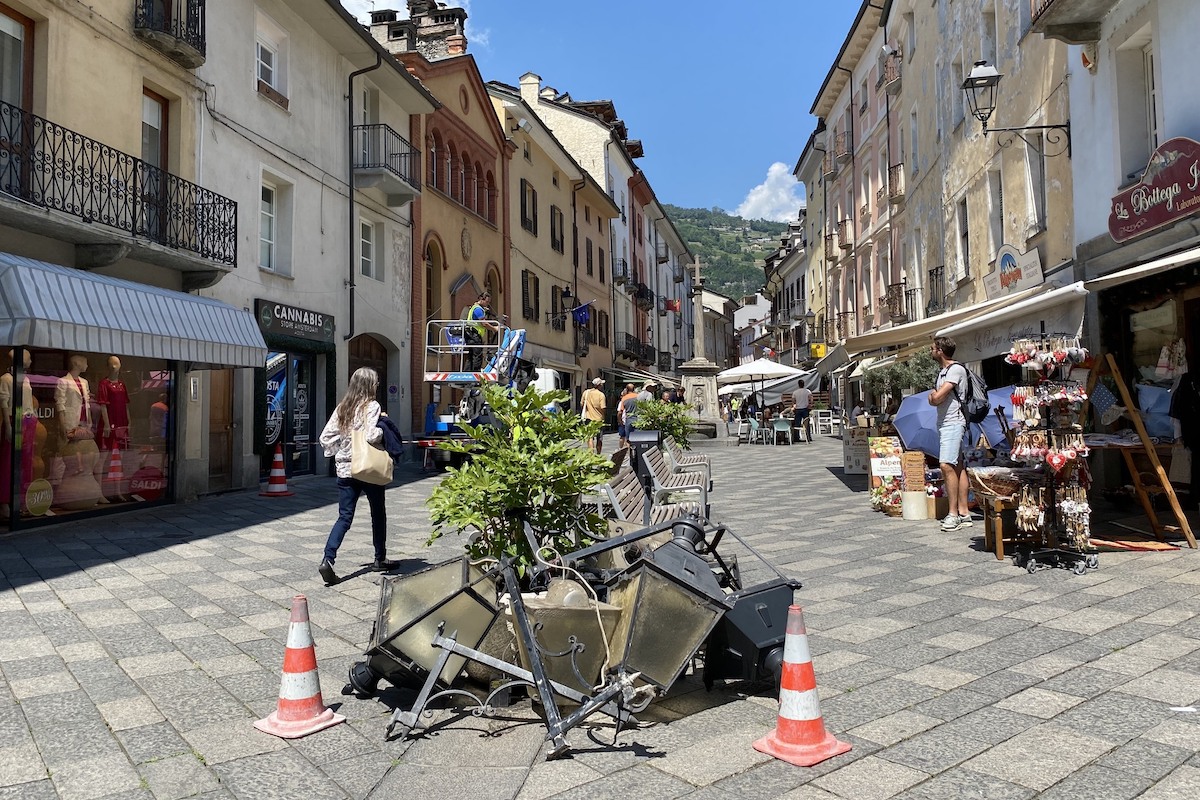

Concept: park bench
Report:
left=661, top=436, right=712, bottom=490
left=598, top=465, right=703, bottom=526
left=641, top=446, right=708, bottom=512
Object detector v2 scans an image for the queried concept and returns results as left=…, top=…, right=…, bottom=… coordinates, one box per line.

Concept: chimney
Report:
left=445, top=21, right=467, bottom=56
left=519, top=72, right=541, bottom=105
left=539, top=87, right=557, bottom=100
left=406, top=0, right=469, bottom=61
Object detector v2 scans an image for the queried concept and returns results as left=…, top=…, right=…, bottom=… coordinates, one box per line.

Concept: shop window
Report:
left=1, top=348, right=174, bottom=527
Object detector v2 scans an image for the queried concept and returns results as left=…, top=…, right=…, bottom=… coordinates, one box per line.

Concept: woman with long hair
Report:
left=317, top=367, right=397, bottom=584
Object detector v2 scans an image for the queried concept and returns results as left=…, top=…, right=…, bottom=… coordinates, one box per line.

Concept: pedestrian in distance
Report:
left=580, top=377, right=607, bottom=454
left=617, top=383, right=638, bottom=449
left=791, top=383, right=813, bottom=442
left=317, top=367, right=399, bottom=585
left=928, top=336, right=973, bottom=532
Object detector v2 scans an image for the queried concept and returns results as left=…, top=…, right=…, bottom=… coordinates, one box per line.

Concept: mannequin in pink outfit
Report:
left=53, top=354, right=104, bottom=510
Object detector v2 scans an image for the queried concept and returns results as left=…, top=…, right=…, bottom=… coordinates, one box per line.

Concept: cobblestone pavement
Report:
left=2, top=435, right=1200, bottom=799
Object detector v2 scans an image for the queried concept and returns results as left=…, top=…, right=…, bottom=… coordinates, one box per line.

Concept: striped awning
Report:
left=0, top=252, right=267, bottom=367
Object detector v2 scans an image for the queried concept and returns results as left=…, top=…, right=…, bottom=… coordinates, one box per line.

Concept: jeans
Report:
left=464, top=327, right=484, bottom=371
left=324, top=477, right=387, bottom=564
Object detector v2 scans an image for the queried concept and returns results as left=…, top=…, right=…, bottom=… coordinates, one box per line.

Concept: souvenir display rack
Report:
left=1002, top=332, right=1099, bottom=574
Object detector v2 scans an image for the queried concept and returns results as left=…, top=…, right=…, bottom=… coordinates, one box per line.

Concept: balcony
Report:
left=574, top=327, right=592, bottom=357
left=637, top=342, right=655, bottom=366
left=836, top=312, right=856, bottom=341
left=657, top=296, right=667, bottom=316
left=634, top=282, right=655, bottom=311
left=674, top=313, right=683, bottom=329
left=837, top=219, right=853, bottom=250
left=0, top=99, right=237, bottom=276
left=351, top=124, right=421, bottom=206
left=825, top=320, right=838, bottom=344
left=655, top=240, right=668, bottom=264
left=822, top=153, right=837, bottom=178
left=673, top=261, right=685, bottom=282
left=134, top=0, right=206, bottom=68
left=862, top=305, right=874, bottom=330
left=905, top=287, right=921, bottom=322
left=824, top=233, right=837, bottom=261
left=1029, top=0, right=1114, bottom=44
left=859, top=202, right=871, bottom=227
left=833, top=131, right=852, bottom=164
left=883, top=51, right=902, bottom=95
left=926, top=266, right=946, bottom=316
left=612, top=257, right=630, bottom=285
left=657, top=350, right=673, bottom=372
left=888, top=164, right=906, bottom=204
left=790, top=301, right=806, bottom=320
left=616, top=331, right=640, bottom=360
left=876, top=186, right=887, bottom=207
left=885, top=282, right=907, bottom=323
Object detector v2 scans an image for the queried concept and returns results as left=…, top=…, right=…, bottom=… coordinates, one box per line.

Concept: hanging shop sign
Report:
left=255, top=299, right=335, bottom=343
left=983, top=244, right=1044, bottom=299
left=1109, top=137, right=1200, bottom=243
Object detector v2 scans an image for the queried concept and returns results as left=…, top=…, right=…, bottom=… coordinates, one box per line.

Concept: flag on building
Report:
left=665, top=298, right=681, bottom=313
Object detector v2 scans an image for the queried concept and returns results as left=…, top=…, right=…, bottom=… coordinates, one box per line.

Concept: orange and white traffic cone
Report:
left=104, top=448, right=124, bottom=495
left=254, top=595, right=345, bottom=739
left=752, top=605, right=851, bottom=767
left=259, top=444, right=294, bottom=497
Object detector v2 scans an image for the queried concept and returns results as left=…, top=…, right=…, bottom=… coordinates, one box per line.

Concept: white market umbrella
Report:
left=717, top=358, right=806, bottom=385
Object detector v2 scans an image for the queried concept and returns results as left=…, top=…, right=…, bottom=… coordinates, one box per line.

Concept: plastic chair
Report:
left=749, top=417, right=763, bottom=444
left=735, top=420, right=751, bottom=444
left=771, top=418, right=794, bottom=445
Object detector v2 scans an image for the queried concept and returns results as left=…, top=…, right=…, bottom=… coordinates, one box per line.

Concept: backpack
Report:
left=954, top=364, right=991, bottom=425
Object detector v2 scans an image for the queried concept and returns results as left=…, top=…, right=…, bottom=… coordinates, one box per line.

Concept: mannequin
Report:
left=97, top=356, right=130, bottom=451
left=53, top=354, right=103, bottom=510
left=1, top=348, right=36, bottom=519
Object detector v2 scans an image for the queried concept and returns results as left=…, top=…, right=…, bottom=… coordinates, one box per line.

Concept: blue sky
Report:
left=343, top=1, right=860, bottom=221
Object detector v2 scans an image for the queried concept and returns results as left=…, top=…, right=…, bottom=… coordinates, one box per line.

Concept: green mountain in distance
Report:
left=663, top=204, right=788, bottom=299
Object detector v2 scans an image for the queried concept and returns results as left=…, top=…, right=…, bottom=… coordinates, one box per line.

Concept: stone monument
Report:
left=678, top=256, right=724, bottom=437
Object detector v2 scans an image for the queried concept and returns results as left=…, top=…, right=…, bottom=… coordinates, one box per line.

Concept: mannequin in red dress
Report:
left=97, top=356, right=130, bottom=451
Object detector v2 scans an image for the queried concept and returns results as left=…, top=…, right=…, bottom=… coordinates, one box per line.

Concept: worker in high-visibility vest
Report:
left=463, top=291, right=501, bottom=371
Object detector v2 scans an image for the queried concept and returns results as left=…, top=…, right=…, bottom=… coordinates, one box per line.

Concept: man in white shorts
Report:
left=927, top=336, right=973, bottom=532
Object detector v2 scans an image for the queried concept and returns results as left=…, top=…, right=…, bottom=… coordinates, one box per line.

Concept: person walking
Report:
left=617, top=383, right=638, bottom=449
left=580, top=377, right=607, bottom=454
left=928, top=336, right=973, bottom=532
left=791, top=383, right=813, bottom=442
left=317, top=367, right=398, bottom=585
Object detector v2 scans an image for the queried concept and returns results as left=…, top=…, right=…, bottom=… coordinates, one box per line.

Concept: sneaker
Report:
left=940, top=514, right=963, bottom=532
left=957, top=514, right=975, bottom=528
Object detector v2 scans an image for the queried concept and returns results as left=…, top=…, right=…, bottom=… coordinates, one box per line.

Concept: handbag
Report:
left=350, top=425, right=393, bottom=485
left=1169, top=443, right=1192, bottom=485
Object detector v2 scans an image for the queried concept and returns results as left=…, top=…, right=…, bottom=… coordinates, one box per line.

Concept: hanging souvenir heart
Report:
left=1047, top=451, right=1069, bottom=472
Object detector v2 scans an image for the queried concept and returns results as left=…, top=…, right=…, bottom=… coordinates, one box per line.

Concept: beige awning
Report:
left=936, top=282, right=1088, bottom=362
left=843, top=284, right=1049, bottom=357
left=1085, top=243, right=1200, bottom=293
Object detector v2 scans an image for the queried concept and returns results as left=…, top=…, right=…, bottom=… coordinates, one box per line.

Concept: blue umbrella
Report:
left=982, top=385, right=1018, bottom=450
left=892, top=391, right=940, bottom=457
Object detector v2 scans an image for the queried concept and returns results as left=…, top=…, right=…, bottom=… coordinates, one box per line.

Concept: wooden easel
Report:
left=1082, top=353, right=1196, bottom=548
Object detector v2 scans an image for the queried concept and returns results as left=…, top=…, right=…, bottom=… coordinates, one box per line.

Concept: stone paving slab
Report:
left=2, top=435, right=1200, bottom=798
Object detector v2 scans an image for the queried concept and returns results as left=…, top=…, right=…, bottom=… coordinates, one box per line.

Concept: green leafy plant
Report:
left=427, top=383, right=614, bottom=570
left=864, top=349, right=940, bottom=398
left=631, top=398, right=695, bottom=449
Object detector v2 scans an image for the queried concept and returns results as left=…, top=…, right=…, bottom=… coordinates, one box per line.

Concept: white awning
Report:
left=0, top=252, right=268, bottom=367
left=1085, top=243, right=1200, bottom=293
left=848, top=356, right=878, bottom=379
left=843, top=284, right=1048, bottom=356
left=936, top=281, right=1088, bottom=362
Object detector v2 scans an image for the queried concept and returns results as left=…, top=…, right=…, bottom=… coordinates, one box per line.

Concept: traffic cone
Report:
left=752, top=605, right=851, bottom=767
left=259, top=444, right=294, bottom=497
left=254, top=595, right=345, bottom=739
left=104, top=447, right=127, bottom=501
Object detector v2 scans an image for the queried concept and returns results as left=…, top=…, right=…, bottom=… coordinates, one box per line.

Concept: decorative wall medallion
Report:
left=460, top=225, right=472, bottom=260
left=459, top=85, right=469, bottom=114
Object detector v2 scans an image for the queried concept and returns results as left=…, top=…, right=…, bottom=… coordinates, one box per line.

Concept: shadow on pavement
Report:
left=825, top=466, right=868, bottom=493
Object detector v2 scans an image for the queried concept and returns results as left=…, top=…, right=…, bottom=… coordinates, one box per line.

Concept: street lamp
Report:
left=961, top=60, right=1071, bottom=157
left=805, top=309, right=821, bottom=343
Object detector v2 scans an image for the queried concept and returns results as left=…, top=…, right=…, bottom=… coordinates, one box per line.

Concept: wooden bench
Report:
left=598, top=467, right=703, bottom=525
left=662, top=436, right=712, bottom=490
left=641, top=447, right=708, bottom=511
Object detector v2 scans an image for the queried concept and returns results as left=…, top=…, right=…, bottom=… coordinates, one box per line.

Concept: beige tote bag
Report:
left=350, top=425, right=393, bottom=485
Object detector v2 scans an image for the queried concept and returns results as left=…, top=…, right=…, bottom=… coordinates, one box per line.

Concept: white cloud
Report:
left=735, top=162, right=804, bottom=222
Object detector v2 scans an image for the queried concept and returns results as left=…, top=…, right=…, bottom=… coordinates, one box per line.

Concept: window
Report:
left=255, top=12, right=289, bottom=108
left=259, top=183, right=276, bottom=271
left=1, top=5, right=34, bottom=110
left=597, top=310, right=610, bottom=347
left=910, top=108, right=919, bottom=173
left=552, top=170, right=559, bottom=187
left=520, top=178, right=537, bottom=235
left=988, top=168, right=1004, bottom=256
left=360, top=219, right=379, bottom=280
left=957, top=197, right=970, bottom=280
left=523, top=139, right=531, bottom=161
left=952, top=56, right=965, bottom=131
left=904, top=12, right=915, bottom=57
left=1115, top=25, right=1159, bottom=182
left=598, top=248, right=606, bottom=284
left=981, top=6, right=997, bottom=68
left=586, top=238, right=594, bottom=276
left=1026, top=134, right=1047, bottom=233
left=550, top=205, right=564, bottom=253
left=550, top=286, right=565, bottom=331
left=584, top=205, right=590, bottom=223
left=521, top=269, right=540, bottom=321
left=1145, top=44, right=1159, bottom=151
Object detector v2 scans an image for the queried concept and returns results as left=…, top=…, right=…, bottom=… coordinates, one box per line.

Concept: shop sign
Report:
left=809, top=343, right=827, bottom=359
left=1109, top=137, right=1200, bottom=243
left=868, top=436, right=903, bottom=488
left=129, top=467, right=166, bottom=502
left=842, top=426, right=870, bottom=475
left=983, top=244, right=1044, bottom=299
left=255, top=300, right=335, bottom=343
left=24, top=479, right=53, bottom=516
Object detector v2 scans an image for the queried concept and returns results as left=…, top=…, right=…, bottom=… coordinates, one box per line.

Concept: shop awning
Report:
left=812, top=344, right=849, bottom=376
left=601, top=367, right=680, bottom=389
left=848, top=356, right=878, bottom=380
left=1085, top=243, right=1200, bottom=293
left=0, top=252, right=268, bottom=367
left=843, top=284, right=1048, bottom=356
left=936, top=281, right=1087, bottom=363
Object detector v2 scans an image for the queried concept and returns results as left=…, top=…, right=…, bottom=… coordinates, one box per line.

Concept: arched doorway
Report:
left=349, top=334, right=388, bottom=404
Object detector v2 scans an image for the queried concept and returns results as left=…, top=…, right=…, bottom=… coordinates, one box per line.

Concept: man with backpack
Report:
left=928, top=336, right=976, bottom=532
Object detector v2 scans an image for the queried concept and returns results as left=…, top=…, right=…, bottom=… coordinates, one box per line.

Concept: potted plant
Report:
left=631, top=398, right=695, bottom=449
left=426, top=383, right=615, bottom=573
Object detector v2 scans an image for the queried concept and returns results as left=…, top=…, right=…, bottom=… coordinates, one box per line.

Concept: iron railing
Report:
left=888, top=163, right=906, bottom=203
left=860, top=202, right=871, bottom=226
left=905, top=287, right=921, bottom=322
left=352, top=124, right=421, bottom=189
left=1030, top=0, right=1056, bottom=22
left=825, top=320, right=838, bottom=344
left=834, top=131, right=852, bottom=163
left=926, top=266, right=946, bottom=316
left=612, top=257, right=630, bottom=285
left=822, top=153, right=837, bottom=178
left=824, top=233, right=837, bottom=261
left=837, top=219, right=853, bottom=250
left=674, top=313, right=683, bottom=329
left=657, top=296, right=667, bottom=316
left=883, top=51, right=902, bottom=94
left=836, top=312, right=856, bottom=341
left=616, top=331, right=640, bottom=360
left=655, top=241, right=668, bottom=263
left=637, top=342, right=655, bottom=365
left=0, top=99, right=236, bottom=265
left=134, top=0, right=206, bottom=66
left=657, top=350, right=673, bottom=371
left=673, top=262, right=685, bottom=282
left=634, top=283, right=655, bottom=311
left=790, top=301, right=807, bottom=320
left=862, top=304, right=874, bottom=330
left=574, top=327, right=592, bottom=356
left=885, top=282, right=907, bottom=322
left=876, top=186, right=887, bottom=206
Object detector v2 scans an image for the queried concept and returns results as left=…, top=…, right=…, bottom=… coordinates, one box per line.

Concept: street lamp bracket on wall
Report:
left=962, top=61, right=1071, bottom=158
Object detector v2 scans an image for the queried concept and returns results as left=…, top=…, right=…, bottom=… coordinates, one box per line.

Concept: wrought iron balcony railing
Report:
left=834, top=131, right=852, bottom=163
left=0, top=99, right=236, bottom=265
left=876, top=186, right=887, bottom=206
left=637, top=342, right=655, bottom=365
left=657, top=350, right=673, bottom=371
left=657, top=296, right=667, bottom=316
left=134, top=0, right=206, bottom=68
left=836, top=311, right=856, bottom=341
left=612, top=257, right=630, bottom=285
left=351, top=124, right=421, bottom=206
left=616, top=331, right=640, bottom=359
left=837, top=219, right=853, bottom=250
left=905, top=287, right=921, bottom=322
left=860, top=202, right=871, bottom=226
left=673, top=261, right=685, bottom=282
left=926, top=266, right=946, bottom=316
left=888, top=163, right=906, bottom=203
left=655, top=240, right=668, bottom=264
left=862, top=304, right=874, bottom=330
left=1030, top=0, right=1116, bottom=43
left=885, top=282, right=907, bottom=323
left=790, top=301, right=806, bottom=320
left=574, top=327, right=592, bottom=357
left=883, top=51, right=902, bottom=95
left=634, top=283, right=655, bottom=311
left=825, top=320, right=838, bottom=344
left=824, top=233, right=837, bottom=261
left=822, top=152, right=837, bottom=178
left=674, top=313, right=683, bottom=329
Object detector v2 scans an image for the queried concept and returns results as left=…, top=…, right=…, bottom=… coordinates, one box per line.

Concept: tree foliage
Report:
left=663, top=203, right=789, bottom=297
left=863, top=349, right=940, bottom=399
left=631, top=399, right=695, bottom=449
